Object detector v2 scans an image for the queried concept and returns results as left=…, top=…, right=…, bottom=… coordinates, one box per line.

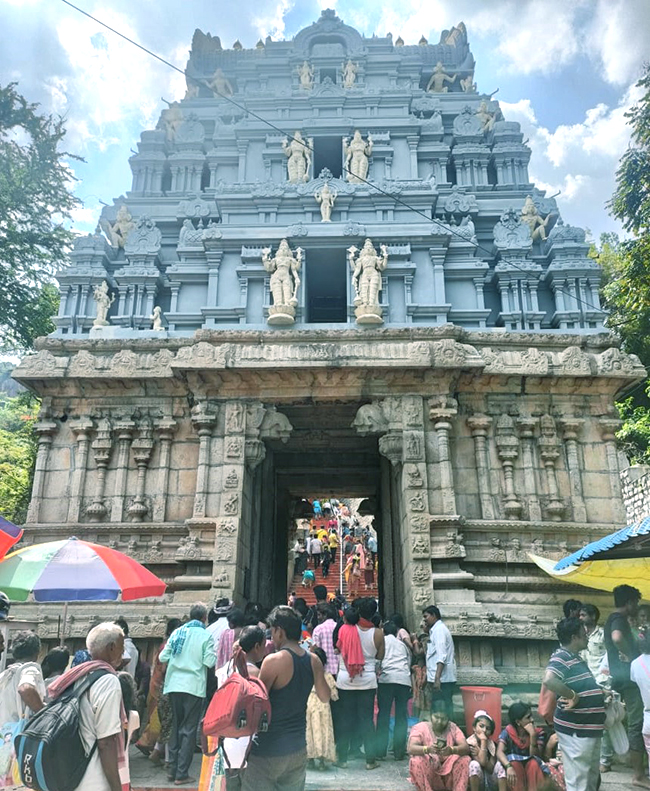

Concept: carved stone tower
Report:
left=14, top=11, right=643, bottom=687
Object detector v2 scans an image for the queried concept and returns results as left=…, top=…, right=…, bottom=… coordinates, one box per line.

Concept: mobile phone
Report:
left=437, top=739, right=446, bottom=750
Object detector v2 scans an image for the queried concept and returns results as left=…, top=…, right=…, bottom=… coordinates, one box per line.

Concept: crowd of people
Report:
left=0, top=552, right=649, bottom=791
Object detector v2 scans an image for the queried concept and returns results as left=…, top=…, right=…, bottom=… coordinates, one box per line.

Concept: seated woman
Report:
left=467, top=710, right=506, bottom=791
left=496, top=702, right=549, bottom=791
left=408, top=699, right=471, bottom=791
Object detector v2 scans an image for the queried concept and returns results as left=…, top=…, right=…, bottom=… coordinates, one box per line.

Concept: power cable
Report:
left=60, top=0, right=626, bottom=325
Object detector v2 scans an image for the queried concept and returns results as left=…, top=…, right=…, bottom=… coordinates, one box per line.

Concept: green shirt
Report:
left=160, top=626, right=216, bottom=697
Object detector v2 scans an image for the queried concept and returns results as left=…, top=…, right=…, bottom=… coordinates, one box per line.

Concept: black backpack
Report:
left=15, top=668, right=109, bottom=791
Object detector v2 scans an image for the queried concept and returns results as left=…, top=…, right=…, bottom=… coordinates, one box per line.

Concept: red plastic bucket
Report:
left=460, top=686, right=502, bottom=741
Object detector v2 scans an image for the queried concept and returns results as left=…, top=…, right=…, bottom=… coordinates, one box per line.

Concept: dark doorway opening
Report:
left=320, top=68, right=338, bottom=84
left=313, top=136, right=343, bottom=178
left=306, top=249, right=348, bottom=323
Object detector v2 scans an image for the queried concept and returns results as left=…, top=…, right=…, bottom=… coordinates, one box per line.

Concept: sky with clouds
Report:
left=1, top=0, right=648, bottom=240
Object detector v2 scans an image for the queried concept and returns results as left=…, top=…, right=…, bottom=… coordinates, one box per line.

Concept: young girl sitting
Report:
left=496, top=701, right=549, bottom=791
left=466, top=710, right=506, bottom=791
left=306, top=647, right=338, bottom=770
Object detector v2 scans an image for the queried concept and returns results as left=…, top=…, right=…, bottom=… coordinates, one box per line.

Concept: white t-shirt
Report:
left=123, top=637, right=138, bottom=677
left=630, top=655, right=650, bottom=735
left=0, top=662, right=46, bottom=723
left=336, top=626, right=378, bottom=691
left=379, top=635, right=412, bottom=687
left=207, top=617, right=231, bottom=661
left=425, top=620, right=457, bottom=683
left=74, top=674, right=123, bottom=791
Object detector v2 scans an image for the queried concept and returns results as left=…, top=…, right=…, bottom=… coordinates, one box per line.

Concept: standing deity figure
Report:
left=476, top=99, right=497, bottom=132
left=100, top=204, right=134, bottom=249
left=342, top=60, right=358, bottom=89
left=521, top=195, right=552, bottom=242
left=184, top=81, right=199, bottom=100
left=159, top=101, right=184, bottom=140
left=150, top=306, right=165, bottom=331
left=262, top=239, right=303, bottom=325
left=92, top=281, right=115, bottom=327
left=348, top=238, right=388, bottom=325
left=297, top=61, right=314, bottom=90
left=315, top=182, right=337, bottom=222
left=343, top=130, right=373, bottom=183
left=283, top=132, right=312, bottom=183
left=426, top=62, right=456, bottom=93
left=208, top=68, right=233, bottom=97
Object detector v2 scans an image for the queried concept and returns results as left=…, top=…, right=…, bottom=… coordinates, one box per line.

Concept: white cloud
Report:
left=253, top=0, right=295, bottom=41
left=500, top=83, right=642, bottom=235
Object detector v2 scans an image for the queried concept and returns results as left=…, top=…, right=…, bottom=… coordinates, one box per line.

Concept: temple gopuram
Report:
left=14, top=11, right=644, bottom=689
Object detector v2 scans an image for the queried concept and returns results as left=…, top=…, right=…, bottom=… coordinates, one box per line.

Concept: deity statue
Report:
left=521, top=195, right=552, bottom=242
left=262, top=239, right=303, bottom=325
left=343, top=130, right=373, bottom=183
left=184, top=82, right=199, bottom=100
left=208, top=68, right=233, bottom=97
left=457, top=214, right=477, bottom=244
left=315, top=182, right=337, bottom=222
left=92, top=281, right=115, bottom=327
left=460, top=73, right=477, bottom=93
left=426, top=62, right=456, bottom=93
left=297, top=61, right=314, bottom=90
left=283, top=131, right=312, bottom=183
left=159, top=101, right=183, bottom=140
left=100, top=204, right=134, bottom=249
left=342, top=60, right=358, bottom=89
left=348, top=238, right=388, bottom=325
left=476, top=100, right=496, bottom=132
left=150, top=306, right=164, bottom=331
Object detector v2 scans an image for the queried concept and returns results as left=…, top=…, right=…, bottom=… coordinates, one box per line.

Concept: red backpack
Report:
left=202, top=648, right=271, bottom=763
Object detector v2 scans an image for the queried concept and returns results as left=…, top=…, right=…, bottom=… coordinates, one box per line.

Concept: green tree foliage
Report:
left=0, top=83, right=81, bottom=353
left=597, top=65, right=650, bottom=463
left=0, top=390, right=39, bottom=524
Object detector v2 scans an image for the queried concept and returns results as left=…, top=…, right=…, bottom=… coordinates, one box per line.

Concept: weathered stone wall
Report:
left=622, top=465, right=650, bottom=524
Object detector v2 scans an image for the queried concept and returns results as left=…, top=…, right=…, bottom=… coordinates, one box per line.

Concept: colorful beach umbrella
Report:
left=0, top=517, right=23, bottom=562
left=0, top=536, right=166, bottom=602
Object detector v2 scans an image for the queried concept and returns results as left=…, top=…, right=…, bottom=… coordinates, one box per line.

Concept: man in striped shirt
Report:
left=543, top=617, right=606, bottom=791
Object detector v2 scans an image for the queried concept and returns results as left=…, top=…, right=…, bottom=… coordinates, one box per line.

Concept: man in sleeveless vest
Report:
left=241, top=606, right=330, bottom=791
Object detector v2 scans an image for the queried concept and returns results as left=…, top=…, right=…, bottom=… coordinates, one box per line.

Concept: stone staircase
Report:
left=289, top=554, right=379, bottom=605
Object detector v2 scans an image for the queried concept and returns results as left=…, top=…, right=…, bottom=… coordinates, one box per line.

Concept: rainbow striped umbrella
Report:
left=0, top=536, right=166, bottom=602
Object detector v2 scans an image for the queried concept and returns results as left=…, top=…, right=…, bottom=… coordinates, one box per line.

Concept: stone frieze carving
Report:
left=481, top=347, right=549, bottom=375
left=124, top=216, right=162, bottom=256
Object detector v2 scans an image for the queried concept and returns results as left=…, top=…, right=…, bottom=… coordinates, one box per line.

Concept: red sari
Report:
left=409, top=721, right=470, bottom=791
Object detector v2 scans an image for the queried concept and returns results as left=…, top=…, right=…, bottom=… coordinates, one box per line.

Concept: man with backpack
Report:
left=241, top=606, right=330, bottom=791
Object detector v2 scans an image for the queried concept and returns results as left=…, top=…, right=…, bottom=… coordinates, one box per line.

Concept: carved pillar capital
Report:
left=467, top=414, right=492, bottom=435
left=244, top=438, right=266, bottom=470
left=559, top=417, right=584, bottom=440
left=598, top=418, right=622, bottom=441
left=191, top=401, right=218, bottom=434
left=378, top=431, right=403, bottom=465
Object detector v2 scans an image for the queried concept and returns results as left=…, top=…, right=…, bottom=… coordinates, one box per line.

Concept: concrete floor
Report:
left=130, top=747, right=637, bottom=791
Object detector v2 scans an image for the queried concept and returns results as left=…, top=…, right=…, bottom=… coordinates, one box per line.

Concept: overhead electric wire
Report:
left=60, top=0, right=626, bottom=326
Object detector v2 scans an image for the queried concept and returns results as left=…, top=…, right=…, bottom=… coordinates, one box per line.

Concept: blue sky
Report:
left=1, top=0, right=648, bottom=239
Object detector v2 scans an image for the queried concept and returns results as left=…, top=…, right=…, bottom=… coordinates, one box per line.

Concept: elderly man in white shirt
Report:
left=422, top=605, right=457, bottom=720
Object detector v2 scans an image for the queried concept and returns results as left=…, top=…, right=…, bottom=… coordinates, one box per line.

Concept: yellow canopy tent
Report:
left=529, top=553, right=650, bottom=600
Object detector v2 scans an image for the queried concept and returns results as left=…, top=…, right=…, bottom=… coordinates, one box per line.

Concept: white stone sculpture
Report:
left=315, top=182, right=337, bottom=222
left=100, top=204, right=134, bottom=249
left=184, top=82, right=199, bottom=100
left=521, top=195, right=551, bottom=242
left=297, top=61, right=314, bottom=90
left=344, top=130, right=373, bottom=183
left=93, top=281, right=115, bottom=327
left=160, top=102, right=183, bottom=140
left=348, top=238, right=388, bottom=325
left=283, top=132, right=312, bottom=183
left=342, top=60, right=358, bottom=89
left=426, top=62, right=456, bottom=93
left=150, top=306, right=165, bottom=331
left=208, top=68, right=233, bottom=97
left=460, top=73, right=477, bottom=93
left=262, top=239, right=302, bottom=325
left=476, top=100, right=496, bottom=132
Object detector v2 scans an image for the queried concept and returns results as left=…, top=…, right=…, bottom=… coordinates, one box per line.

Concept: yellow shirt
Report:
left=329, top=533, right=339, bottom=548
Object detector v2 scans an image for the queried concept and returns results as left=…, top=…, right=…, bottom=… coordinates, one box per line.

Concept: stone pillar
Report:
left=87, top=417, right=113, bottom=522
left=538, top=414, right=565, bottom=522
left=67, top=418, right=94, bottom=523
left=407, top=136, right=419, bottom=179
left=152, top=417, right=177, bottom=521
left=128, top=418, right=155, bottom=521
left=516, top=417, right=542, bottom=521
left=599, top=418, right=626, bottom=523
left=428, top=397, right=458, bottom=515
left=495, top=414, right=521, bottom=519
left=559, top=418, right=587, bottom=522
left=110, top=418, right=136, bottom=522
left=190, top=402, right=218, bottom=519
left=467, top=414, right=494, bottom=520
left=25, top=414, right=58, bottom=524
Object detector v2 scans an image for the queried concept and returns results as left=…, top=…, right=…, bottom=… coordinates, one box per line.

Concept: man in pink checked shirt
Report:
left=311, top=603, right=339, bottom=677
